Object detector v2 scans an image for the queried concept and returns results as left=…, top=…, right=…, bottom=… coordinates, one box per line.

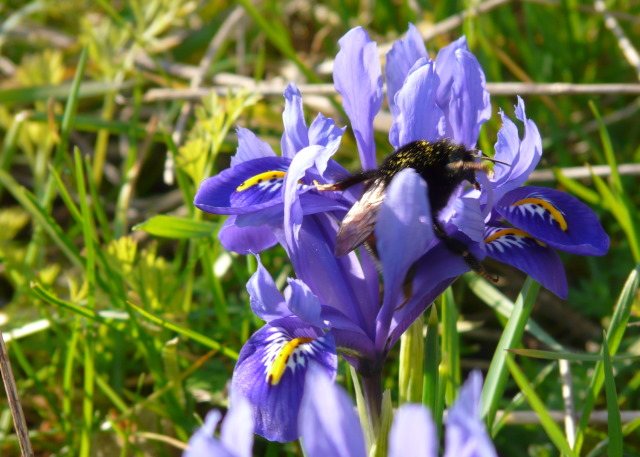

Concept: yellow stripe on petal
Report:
left=267, top=337, right=314, bottom=385
left=484, top=228, right=547, bottom=247
left=513, top=198, right=568, bottom=231
left=236, top=171, right=288, bottom=192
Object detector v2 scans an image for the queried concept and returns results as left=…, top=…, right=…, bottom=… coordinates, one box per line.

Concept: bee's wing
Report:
left=334, top=179, right=386, bottom=257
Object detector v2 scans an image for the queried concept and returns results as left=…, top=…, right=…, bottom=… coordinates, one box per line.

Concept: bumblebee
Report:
left=316, top=139, right=506, bottom=282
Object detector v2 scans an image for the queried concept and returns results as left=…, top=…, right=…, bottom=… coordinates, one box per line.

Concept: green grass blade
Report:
left=601, top=337, right=623, bottom=456
left=508, top=348, right=639, bottom=362
left=125, top=301, right=238, bottom=359
left=466, top=274, right=565, bottom=351
left=574, top=263, right=639, bottom=453
left=0, top=170, right=83, bottom=268
left=133, top=215, right=217, bottom=239
left=0, top=81, right=131, bottom=104
left=441, top=287, right=460, bottom=405
left=422, top=305, right=439, bottom=412
left=481, top=277, right=541, bottom=427
left=506, top=356, right=578, bottom=457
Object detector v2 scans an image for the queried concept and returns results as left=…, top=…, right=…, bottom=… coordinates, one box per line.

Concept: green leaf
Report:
left=481, top=277, right=541, bottom=427
left=601, top=337, right=623, bottom=456
left=574, top=263, right=639, bottom=453
left=125, top=301, right=238, bottom=359
left=508, top=348, right=640, bottom=362
left=506, top=356, right=578, bottom=457
left=133, top=215, right=217, bottom=239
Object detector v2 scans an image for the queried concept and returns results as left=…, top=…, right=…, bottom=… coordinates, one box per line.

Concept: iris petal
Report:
left=444, top=371, right=498, bottom=457
left=232, top=318, right=337, bottom=442
left=194, top=157, right=291, bottom=215
left=484, top=224, right=568, bottom=298
left=247, top=256, right=290, bottom=322
left=184, top=410, right=235, bottom=457
left=231, top=126, right=276, bottom=167
left=491, top=99, right=542, bottom=200
left=334, top=26, right=383, bottom=171
left=386, top=23, right=428, bottom=147
left=299, top=364, right=367, bottom=457
left=375, top=169, right=435, bottom=351
left=392, top=59, right=444, bottom=148
left=281, top=83, right=309, bottom=159
left=389, top=405, right=436, bottom=457
left=448, top=48, right=492, bottom=148
left=495, top=186, right=609, bottom=256
left=218, top=216, right=278, bottom=254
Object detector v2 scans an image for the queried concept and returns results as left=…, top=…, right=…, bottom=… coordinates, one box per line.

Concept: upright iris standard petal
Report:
left=334, top=26, right=383, bottom=171
left=443, top=371, right=498, bottom=457
left=447, top=48, right=492, bottom=149
left=232, top=317, right=337, bottom=442
left=494, top=186, right=609, bottom=256
left=484, top=224, right=568, bottom=298
left=386, top=23, right=428, bottom=146
left=246, top=256, right=291, bottom=322
left=194, top=156, right=293, bottom=214
left=299, top=364, right=367, bottom=457
left=491, top=98, right=542, bottom=199
left=434, top=36, right=491, bottom=148
left=388, top=404, right=437, bottom=457
left=231, top=126, right=276, bottom=167
left=281, top=83, right=309, bottom=158
left=308, top=113, right=347, bottom=152
left=392, top=60, right=444, bottom=148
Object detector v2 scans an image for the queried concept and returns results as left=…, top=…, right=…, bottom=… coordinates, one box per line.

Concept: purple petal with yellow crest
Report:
left=232, top=317, right=337, bottom=443
left=494, top=186, right=609, bottom=256
left=484, top=223, right=567, bottom=298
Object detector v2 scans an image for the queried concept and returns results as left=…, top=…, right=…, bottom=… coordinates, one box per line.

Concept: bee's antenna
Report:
left=475, top=154, right=510, bottom=166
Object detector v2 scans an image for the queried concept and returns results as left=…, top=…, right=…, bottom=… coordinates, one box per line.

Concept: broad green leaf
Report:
left=134, top=215, right=217, bottom=239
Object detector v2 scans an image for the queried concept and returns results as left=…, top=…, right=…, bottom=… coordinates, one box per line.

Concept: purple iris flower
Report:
left=479, top=99, right=609, bottom=298
left=192, top=23, right=609, bottom=444
left=231, top=258, right=338, bottom=442
left=184, top=369, right=497, bottom=457
left=184, top=393, right=254, bottom=457
left=327, top=25, right=608, bottom=301
left=301, top=369, right=497, bottom=457
left=193, top=83, right=349, bottom=254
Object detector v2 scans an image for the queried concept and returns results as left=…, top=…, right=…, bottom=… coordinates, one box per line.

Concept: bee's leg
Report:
left=433, top=222, right=499, bottom=283
left=314, top=170, right=379, bottom=192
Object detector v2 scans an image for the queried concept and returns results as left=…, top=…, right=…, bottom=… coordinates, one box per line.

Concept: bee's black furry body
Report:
left=317, top=138, right=497, bottom=281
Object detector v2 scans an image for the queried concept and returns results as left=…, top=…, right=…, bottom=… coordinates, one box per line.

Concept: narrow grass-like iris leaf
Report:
left=601, top=337, right=623, bottom=456
left=441, top=288, right=460, bottom=405
left=466, top=274, right=565, bottom=351
left=423, top=305, right=439, bottom=427
left=508, top=348, right=639, bottom=362
left=481, top=277, right=541, bottom=427
left=574, top=263, right=639, bottom=454
left=125, top=301, right=238, bottom=359
left=506, top=356, right=578, bottom=457
left=133, top=215, right=217, bottom=239
left=399, top=316, right=424, bottom=404
left=0, top=170, right=82, bottom=268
